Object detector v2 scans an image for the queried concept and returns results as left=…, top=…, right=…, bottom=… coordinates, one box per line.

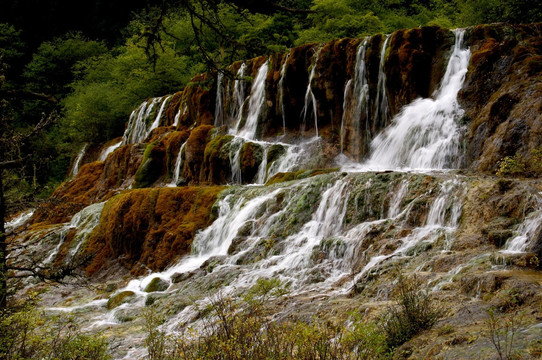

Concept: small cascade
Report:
left=173, top=105, right=187, bottom=128
left=373, top=35, right=391, bottom=130
left=255, top=146, right=269, bottom=184
left=40, top=202, right=105, bottom=266
left=5, top=209, right=35, bottom=234
left=70, top=144, right=88, bottom=178
left=122, top=98, right=160, bottom=145
left=340, top=38, right=370, bottom=158
left=169, top=141, right=187, bottom=186
left=99, top=141, right=122, bottom=162
left=352, top=177, right=465, bottom=280
left=214, top=72, right=224, bottom=126
left=148, top=96, right=171, bottom=135
left=278, top=53, right=290, bottom=135
left=502, top=204, right=542, bottom=254
left=301, top=47, right=321, bottom=137
left=363, top=30, right=470, bottom=171
left=234, top=61, right=269, bottom=140
left=229, top=137, right=244, bottom=184
left=231, top=63, right=247, bottom=121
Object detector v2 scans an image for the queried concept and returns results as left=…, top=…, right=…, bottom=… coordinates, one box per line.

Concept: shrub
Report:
left=485, top=306, right=523, bottom=360
left=0, top=295, right=110, bottom=360
left=496, top=154, right=526, bottom=177
left=381, top=273, right=443, bottom=349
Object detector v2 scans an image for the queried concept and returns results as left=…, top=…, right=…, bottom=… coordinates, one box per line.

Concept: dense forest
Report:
left=1, top=0, right=541, bottom=213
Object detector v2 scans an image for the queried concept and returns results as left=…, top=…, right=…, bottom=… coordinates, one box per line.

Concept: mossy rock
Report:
left=487, top=229, right=514, bottom=248
left=144, top=277, right=170, bottom=292
left=107, top=290, right=136, bottom=309
left=145, top=293, right=168, bottom=306
left=134, top=142, right=162, bottom=188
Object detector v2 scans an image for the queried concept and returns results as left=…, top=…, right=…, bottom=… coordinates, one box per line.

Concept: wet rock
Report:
left=107, top=291, right=136, bottom=310
left=171, top=269, right=205, bottom=284
left=144, top=277, right=169, bottom=292
left=201, top=255, right=227, bottom=273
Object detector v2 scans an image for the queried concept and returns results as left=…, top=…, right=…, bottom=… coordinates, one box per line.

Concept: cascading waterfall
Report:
left=70, top=144, right=88, bottom=178
left=340, top=38, right=370, bottom=158
left=362, top=30, right=470, bottom=170
left=301, top=47, right=321, bottom=137
left=502, top=195, right=542, bottom=253
left=122, top=98, right=159, bottom=145
left=5, top=209, right=35, bottom=234
left=99, top=141, right=122, bottom=162
left=169, top=141, right=187, bottom=186
left=231, top=63, right=247, bottom=121
left=374, top=35, right=391, bottom=130
left=234, top=61, right=269, bottom=140
left=173, top=105, right=187, bottom=128
left=41, top=202, right=105, bottom=266
left=278, top=53, right=290, bottom=135
left=147, top=96, right=171, bottom=135
left=214, top=72, right=224, bottom=126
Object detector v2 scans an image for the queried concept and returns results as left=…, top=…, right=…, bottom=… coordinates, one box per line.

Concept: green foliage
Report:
left=0, top=295, right=110, bottom=360
left=381, top=273, right=443, bottom=349
left=496, top=154, right=526, bottom=177
left=0, top=23, right=25, bottom=70
left=143, top=279, right=388, bottom=359
left=23, top=33, right=107, bottom=97
left=296, top=0, right=384, bottom=45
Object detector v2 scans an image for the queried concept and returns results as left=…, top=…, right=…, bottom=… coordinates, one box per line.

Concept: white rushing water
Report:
left=234, top=61, right=269, bottom=140
left=359, top=30, right=470, bottom=171
left=502, top=204, right=542, bottom=254
left=278, top=52, right=290, bottom=135
left=70, top=144, right=88, bottom=178
left=99, top=141, right=122, bottom=162
left=214, top=71, right=224, bottom=126
left=169, top=141, right=187, bottom=186
left=41, top=202, right=105, bottom=265
left=373, top=35, right=391, bottom=130
left=341, top=38, right=370, bottom=158
left=231, top=63, right=247, bottom=121
left=122, top=98, right=158, bottom=145
left=5, top=209, right=35, bottom=234
left=301, top=47, right=321, bottom=137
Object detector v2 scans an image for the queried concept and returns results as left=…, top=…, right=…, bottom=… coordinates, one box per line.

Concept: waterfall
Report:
left=340, top=38, right=370, bottom=158
left=173, top=105, right=187, bottom=128
left=5, top=209, right=35, bottom=234
left=169, top=141, right=187, bottom=186
left=362, top=30, right=470, bottom=171
left=231, top=63, right=247, bottom=121
left=374, top=35, right=391, bottom=130
left=41, top=202, right=105, bottom=266
left=122, top=98, right=159, bottom=145
left=148, top=96, right=171, bottom=135
left=235, top=61, right=269, bottom=140
left=99, top=141, right=122, bottom=162
left=278, top=53, right=290, bottom=135
left=502, top=198, right=542, bottom=253
left=214, top=72, right=224, bottom=126
left=301, top=47, right=321, bottom=137
left=70, top=144, right=88, bottom=178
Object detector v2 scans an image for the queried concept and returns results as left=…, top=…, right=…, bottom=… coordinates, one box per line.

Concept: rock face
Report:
left=460, top=24, right=542, bottom=172
left=85, top=186, right=224, bottom=275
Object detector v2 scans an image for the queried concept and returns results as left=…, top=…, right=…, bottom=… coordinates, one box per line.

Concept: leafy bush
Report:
left=381, top=273, right=443, bottom=349
left=496, top=154, right=526, bottom=177
left=144, top=277, right=388, bottom=359
left=0, top=295, right=110, bottom=360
